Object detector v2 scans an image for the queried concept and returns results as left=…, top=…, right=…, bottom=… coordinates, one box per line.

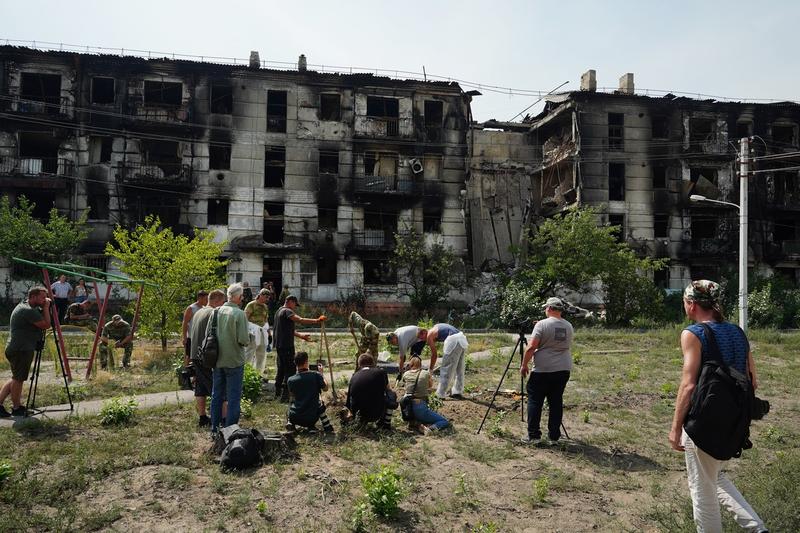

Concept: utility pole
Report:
left=739, top=137, right=749, bottom=332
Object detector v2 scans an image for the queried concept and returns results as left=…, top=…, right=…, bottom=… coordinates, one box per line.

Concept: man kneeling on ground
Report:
left=345, top=353, right=396, bottom=430
left=400, top=355, right=450, bottom=434
left=286, top=351, right=335, bottom=434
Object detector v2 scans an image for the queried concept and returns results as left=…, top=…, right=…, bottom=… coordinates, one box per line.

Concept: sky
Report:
left=1, top=0, right=798, bottom=121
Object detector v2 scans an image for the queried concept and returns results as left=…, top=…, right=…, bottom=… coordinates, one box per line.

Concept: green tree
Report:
left=391, top=229, right=465, bottom=314
left=105, top=215, right=228, bottom=350
left=503, top=206, right=667, bottom=325
left=0, top=195, right=89, bottom=276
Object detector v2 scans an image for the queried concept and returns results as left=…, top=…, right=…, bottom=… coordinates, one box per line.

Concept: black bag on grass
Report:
left=217, top=426, right=266, bottom=470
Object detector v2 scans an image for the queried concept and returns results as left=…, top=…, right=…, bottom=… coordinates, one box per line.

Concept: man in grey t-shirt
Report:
left=386, top=325, right=428, bottom=374
left=520, top=297, right=574, bottom=443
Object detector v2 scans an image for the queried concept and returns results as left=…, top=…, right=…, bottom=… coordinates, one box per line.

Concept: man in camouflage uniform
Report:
left=349, top=311, right=380, bottom=358
left=99, top=314, right=134, bottom=369
left=65, top=300, right=97, bottom=331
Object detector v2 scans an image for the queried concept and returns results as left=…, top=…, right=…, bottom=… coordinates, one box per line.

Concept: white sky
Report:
left=1, top=0, right=798, bottom=121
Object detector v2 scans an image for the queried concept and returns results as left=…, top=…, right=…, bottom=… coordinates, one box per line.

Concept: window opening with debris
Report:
left=144, top=80, right=182, bottom=106
left=608, top=113, right=624, bottom=151
left=689, top=118, right=716, bottom=148
left=609, top=163, right=625, bottom=201
left=367, top=96, right=399, bottom=118
left=319, top=150, right=339, bottom=175
left=142, top=140, right=182, bottom=175
left=265, top=146, right=286, bottom=187
left=267, top=90, right=288, bottom=133
left=91, top=77, right=115, bottom=105
left=20, top=73, right=61, bottom=113
left=208, top=199, right=229, bottom=225
left=320, top=94, right=341, bottom=121
left=210, top=83, right=233, bottom=114
left=263, top=201, right=285, bottom=243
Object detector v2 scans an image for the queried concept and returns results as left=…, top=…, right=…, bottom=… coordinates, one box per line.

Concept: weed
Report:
left=763, top=425, right=786, bottom=444
left=350, top=501, right=373, bottom=532
left=471, top=522, right=499, bottom=533
left=297, top=467, right=308, bottom=480
left=256, top=499, right=269, bottom=518
left=428, top=392, right=444, bottom=411
left=626, top=364, right=641, bottom=382
left=99, top=396, right=138, bottom=425
left=464, top=356, right=476, bottom=374
left=242, top=363, right=262, bottom=403
left=488, top=410, right=508, bottom=438
left=582, top=410, right=591, bottom=423
left=453, top=472, right=480, bottom=509
left=533, top=476, right=549, bottom=503
left=240, top=397, right=254, bottom=419
left=573, top=350, right=583, bottom=365
left=362, top=465, right=403, bottom=518
left=0, top=460, right=11, bottom=485
left=660, top=382, right=677, bottom=396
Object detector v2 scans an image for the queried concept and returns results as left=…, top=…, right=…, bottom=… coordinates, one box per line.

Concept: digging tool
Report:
left=321, top=321, right=339, bottom=404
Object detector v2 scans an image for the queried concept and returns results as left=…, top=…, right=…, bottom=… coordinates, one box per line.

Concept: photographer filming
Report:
left=519, top=297, right=573, bottom=445
left=0, top=287, right=52, bottom=417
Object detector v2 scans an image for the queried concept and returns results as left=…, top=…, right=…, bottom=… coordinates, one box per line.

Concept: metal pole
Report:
left=739, top=137, right=749, bottom=332
left=41, top=268, right=72, bottom=381
left=85, top=283, right=112, bottom=379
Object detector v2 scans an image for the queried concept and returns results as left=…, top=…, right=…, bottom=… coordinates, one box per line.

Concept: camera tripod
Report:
left=25, top=310, right=74, bottom=417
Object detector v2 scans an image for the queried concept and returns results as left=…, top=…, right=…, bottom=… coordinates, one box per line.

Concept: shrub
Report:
left=427, top=392, right=443, bottom=411
left=0, top=460, right=12, bottom=486
left=361, top=465, right=403, bottom=518
left=749, top=276, right=800, bottom=329
left=533, top=476, right=549, bottom=503
left=240, top=398, right=254, bottom=419
left=242, top=364, right=262, bottom=403
left=99, top=396, right=138, bottom=425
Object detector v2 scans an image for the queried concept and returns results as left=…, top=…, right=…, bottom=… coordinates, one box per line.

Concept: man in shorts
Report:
left=0, top=287, right=52, bottom=417
left=189, top=289, right=226, bottom=427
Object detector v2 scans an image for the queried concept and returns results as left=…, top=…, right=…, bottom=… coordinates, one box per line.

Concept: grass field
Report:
left=0, top=328, right=798, bottom=532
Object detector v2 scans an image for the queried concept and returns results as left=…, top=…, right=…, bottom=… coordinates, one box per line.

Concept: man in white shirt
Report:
left=50, top=274, right=72, bottom=324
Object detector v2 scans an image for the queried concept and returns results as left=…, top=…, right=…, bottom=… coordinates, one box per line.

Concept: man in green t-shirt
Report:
left=244, top=288, right=271, bottom=373
left=0, top=287, right=52, bottom=417
left=99, top=315, right=134, bottom=369
left=286, top=351, right=334, bottom=434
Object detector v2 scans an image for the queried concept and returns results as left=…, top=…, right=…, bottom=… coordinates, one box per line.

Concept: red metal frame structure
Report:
left=11, top=257, right=152, bottom=380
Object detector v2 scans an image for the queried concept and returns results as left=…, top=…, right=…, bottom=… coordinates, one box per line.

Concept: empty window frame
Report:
left=317, top=257, right=337, bottom=284
left=363, top=259, right=396, bottom=285
left=264, top=146, right=286, bottom=187
left=652, top=165, right=667, bottom=189
left=774, top=171, right=798, bottom=199
left=87, top=183, right=109, bottom=220
left=18, top=132, right=60, bottom=173
left=320, top=94, right=341, bottom=121
left=20, top=73, right=61, bottom=106
left=210, top=83, right=233, bottom=114
left=774, top=219, right=796, bottom=242
left=89, top=136, right=114, bottom=164
left=263, top=202, right=285, bottom=243
left=142, top=140, right=182, bottom=175
left=772, top=123, right=797, bottom=146
left=654, top=214, right=669, bottom=238
left=319, top=151, right=339, bottom=175
left=366, top=96, right=399, bottom=118
left=651, top=115, right=669, bottom=139
left=318, top=207, right=338, bottom=230
left=363, top=152, right=397, bottom=177
left=691, top=216, right=716, bottom=240
left=689, top=118, right=715, bottom=146
left=91, top=77, right=115, bottom=105
left=423, top=206, right=442, bottom=232
left=690, top=167, right=718, bottom=186
left=608, top=214, right=625, bottom=243
left=608, top=163, right=626, bottom=201
left=144, top=80, right=183, bottom=105
left=209, top=143, right=231, bottom=170
left=653, top=268, right=669, bottom=289
left=608, top=113, right=624, bottom=151
left=207, top=199, right=229, bottom=225
left=267, top=90, right=288, bottom=133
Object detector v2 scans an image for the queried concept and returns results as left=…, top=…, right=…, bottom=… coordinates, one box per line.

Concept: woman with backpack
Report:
left=669, top=280, right=768, bottom=533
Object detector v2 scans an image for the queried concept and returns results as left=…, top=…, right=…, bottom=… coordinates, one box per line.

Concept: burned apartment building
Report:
left=522, top=70, right=800, bottom=293
left=0, top=46, right=472, bottom=305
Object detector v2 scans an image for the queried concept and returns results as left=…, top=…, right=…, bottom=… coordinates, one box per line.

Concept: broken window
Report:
left=142, top=140, right=182, bottom=175
left=207, top=199, right=229, bottom=225
left=128, top=194, right=180, bottom=229
left=20, top=73, right=61, bottom=114
left=264, top=146, right=286, bottom=187
left=23, top=192, right=57, bottom=221
left=691, top=216, right=716, bottom=240
left=774, top=219, right=796, bottom=242
left=144, top=80, right=182, bottom=106
left=423, top=206, right=442, bottom=232
left=608, top=214, right=625, bottom=243
left=210, top=82, right=233, bottom=114
left=318, top=207, right=338, bottom=230
left=608, top=163, right=625, bottom=201
left=263, top=201, right=284, bottom=243
left=267, top=90, right=288, bottom=133
left=319, top=151, right=339, bottom=175
left=262, top=258, right=283, bottom=293
left=317, top=256, right=337, bottom=285
left=689, top=168, right=719, bottom=198
left=87, top=182, right=109, bottom=220
left=209, top=143, right=231, bottom=170
left=772, top=123, right=797, bottom=146
left=689, top=118, right=715, bottom=148
left=608, top=113, right=624, bottom=151
left=91, top=77, right=115, bottom=105
left=18, top=132, right=60, bottom=173
left=424, top=100, right=444, bottom=142
left=89, top=136, right=113, bottom=164
left=651, top=115, right=669, bottom=139
left=363, top=152, right=397, bottom=178
left=363, top=259, right=396, bottom=285
left=654, top=214, right=669, bottom=238
left=367, top=96, right=399, bottom=118
left=320, top=94, right=341, bottom=121
left=653, top=268, right=669, bottom=289
left=652, top=165, right=667, bottom=189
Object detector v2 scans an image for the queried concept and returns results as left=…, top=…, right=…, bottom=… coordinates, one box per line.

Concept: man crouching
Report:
left=286, top=351, right=335, bottom=435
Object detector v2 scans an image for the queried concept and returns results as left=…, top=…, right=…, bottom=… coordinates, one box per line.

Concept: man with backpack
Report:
left=669, top=280, right=768, bottom=533
left=188, top=289, right=225, bottom=427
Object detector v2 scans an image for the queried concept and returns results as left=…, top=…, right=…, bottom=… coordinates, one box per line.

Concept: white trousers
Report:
left=436, top=332, right=468, bottom=396
left=246, top=324, right=268, bottom=373
left=682, top=429, right=765, bottom=533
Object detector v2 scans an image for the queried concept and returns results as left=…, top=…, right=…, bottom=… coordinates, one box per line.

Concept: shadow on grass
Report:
left=11, top=417, right=71, bottom=440
left=561, top=439, right=663, bottom=472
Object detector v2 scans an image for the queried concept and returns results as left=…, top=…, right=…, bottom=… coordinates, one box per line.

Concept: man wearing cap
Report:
left=426, top=323, right=469, bottom=400
left=386, top=325, right=428, bottom=375
left=520, top=297, right=574, bottom=444
left=244, top=288, right=271, bottom=374
left=272, top=294, right=326, bottom=402
left=99, top=314, right=134, bottom=370
left=669, top=280, right=768, bottom=532
left=348, top=311, right=380, bottom=358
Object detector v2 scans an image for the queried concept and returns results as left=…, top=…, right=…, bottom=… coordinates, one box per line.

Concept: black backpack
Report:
left=217, top=426, right=266, bottom=470
left=198, top=309, right=219, bottom=370
left=683, top=323, right=753, bottom=460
